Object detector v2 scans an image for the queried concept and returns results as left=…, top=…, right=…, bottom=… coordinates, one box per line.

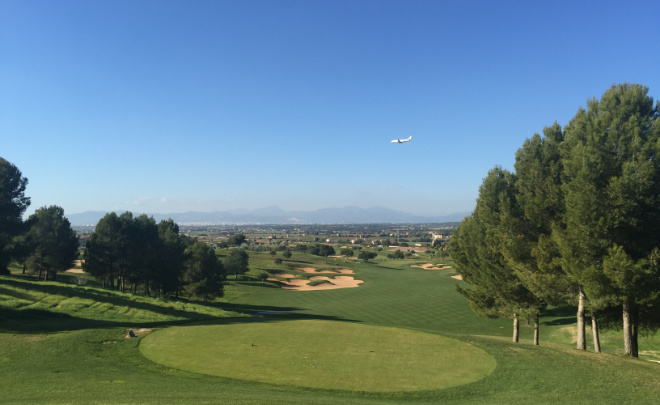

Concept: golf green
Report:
left=140, top=319, right=496, bottom=392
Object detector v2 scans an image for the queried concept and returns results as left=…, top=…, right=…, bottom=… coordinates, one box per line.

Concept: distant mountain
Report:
left=66, top=206, right=470, bottom=226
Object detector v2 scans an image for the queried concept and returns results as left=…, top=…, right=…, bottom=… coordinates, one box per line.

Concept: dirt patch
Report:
left=65, top=260, right=85, bottom=273
left=65, top=268, right=85, bottom=274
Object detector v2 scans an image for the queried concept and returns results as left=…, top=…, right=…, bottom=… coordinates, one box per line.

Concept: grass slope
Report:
left=1, top=251, right=660, bottom=403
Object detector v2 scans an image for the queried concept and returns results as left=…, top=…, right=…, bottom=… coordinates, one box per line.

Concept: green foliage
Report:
left=183, top=241, right=226, bottom=303
left=452, top=84, right=660, bottom=354
left=227, top=233, right=247, bottom=247
left=555, top=83, right=660, bottom=353
left=357, top=251, right=377, bottom=262
left=450, top=168, right=541, bottom=325
left=85, top=212, right=191, bottom=296
left=24, top=205, right=79, bottom=281
left=224, top=248, right=249, bottom=279
left=0, top=157, right=31, bottom=273
left=387, top=250, right=404, bottom=259
left=309, top=244, right=335, bottom=257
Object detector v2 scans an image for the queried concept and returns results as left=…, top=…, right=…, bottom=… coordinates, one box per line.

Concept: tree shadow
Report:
left=0, top=304, right=359, bottom=334
left=540, top=306, right=577, bottom=326
left=0, top=277, right=359, bottom=334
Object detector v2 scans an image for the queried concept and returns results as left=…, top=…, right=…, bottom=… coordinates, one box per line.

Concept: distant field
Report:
left=2, top=249, right=660, bottom=403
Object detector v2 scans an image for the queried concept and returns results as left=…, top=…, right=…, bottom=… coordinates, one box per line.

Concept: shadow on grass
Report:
left=0, top=277, right=358, bottom=334
left=540, top=306, right=577, bottom=326
left=0, top=305, right=359, bottom=335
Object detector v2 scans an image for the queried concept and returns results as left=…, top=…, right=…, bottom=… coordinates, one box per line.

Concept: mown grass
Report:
left=140, top=319, right=496, bottom=392
left=1, top=249, right=660, bottom=404
left=0, top=276, right=244, bottom=333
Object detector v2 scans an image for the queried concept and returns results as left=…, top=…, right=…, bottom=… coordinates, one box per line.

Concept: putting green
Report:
left=140, top=320, right=496, bottom=392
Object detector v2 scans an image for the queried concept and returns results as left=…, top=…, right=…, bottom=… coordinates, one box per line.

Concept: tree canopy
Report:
left=450, top=83, right=660, bottom=355
left=24, top=206, right=79, bottom=281
left=0, top=157, right=31, bottom=273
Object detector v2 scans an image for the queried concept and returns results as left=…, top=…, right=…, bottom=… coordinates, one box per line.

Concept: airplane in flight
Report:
left=391, top=136, right=412, bottom=144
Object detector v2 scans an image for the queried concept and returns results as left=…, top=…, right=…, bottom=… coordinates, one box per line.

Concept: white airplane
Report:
left=391, top=136, right=412, bottom=144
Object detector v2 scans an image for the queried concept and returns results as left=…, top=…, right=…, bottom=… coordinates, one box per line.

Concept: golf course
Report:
left=2, top=248, right=660, bottom=404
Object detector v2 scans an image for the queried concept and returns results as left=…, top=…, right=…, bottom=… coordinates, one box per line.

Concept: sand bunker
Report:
left=298, top=267, right=339, bottom=274
left=451, top=275, right=463, bottom=280
left=410, top=263, right=453, bottom=270
left=278, top=275, right=363, bottom=291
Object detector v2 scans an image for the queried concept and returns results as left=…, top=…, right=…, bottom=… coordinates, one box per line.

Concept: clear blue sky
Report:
left=2, top=0, right=659, bottom=217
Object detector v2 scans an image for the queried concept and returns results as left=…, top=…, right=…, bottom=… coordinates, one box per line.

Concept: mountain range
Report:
left=66, top=206, right=470, bottom=226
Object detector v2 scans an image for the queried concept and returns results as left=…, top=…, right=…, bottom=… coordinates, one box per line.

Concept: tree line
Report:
left=84, top=212, right=249, bottom=302
left=449, top=83, right=660, bottom=357
left=1, top=158, right=79, bottom=282
left=0, top=158, right=247, bottom=303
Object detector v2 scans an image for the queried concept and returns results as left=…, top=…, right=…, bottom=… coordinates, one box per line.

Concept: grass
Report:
left=140, top=319, right=496, bottom=392
left=1, top=250, right=660, bottom=403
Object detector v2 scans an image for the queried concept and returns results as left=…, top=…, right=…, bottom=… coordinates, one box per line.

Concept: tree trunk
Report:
left=533, top=314, right=539, bottom=346
left=512, top=315, right=519, bottom=343
left=632, top=307, right=639, bottom=358
left=576, top=286, right=586, bottom=350
left=623, top=300, right=633, bottom=356
left=591, top=312, right=601, bottom=353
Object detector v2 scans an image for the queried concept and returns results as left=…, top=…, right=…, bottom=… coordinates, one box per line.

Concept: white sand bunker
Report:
left=280, top=275, right=363, bottom=291
left=451, top=274, right=463, bottom=280
left=410, top=263, right=453, bottom=270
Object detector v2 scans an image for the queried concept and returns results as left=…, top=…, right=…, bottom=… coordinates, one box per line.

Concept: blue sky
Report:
left=2, top=0, right=659, bottom=217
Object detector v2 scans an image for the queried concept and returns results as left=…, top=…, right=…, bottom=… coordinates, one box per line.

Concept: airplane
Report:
left=391, top=136, right=412, bottom=144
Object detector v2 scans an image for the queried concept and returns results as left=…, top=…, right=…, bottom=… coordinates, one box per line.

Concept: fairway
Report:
left=140, top=319, right=496, bottom=392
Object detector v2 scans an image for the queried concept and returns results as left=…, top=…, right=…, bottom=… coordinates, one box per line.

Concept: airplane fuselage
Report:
left=391, top=136, right=412, bottom=144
